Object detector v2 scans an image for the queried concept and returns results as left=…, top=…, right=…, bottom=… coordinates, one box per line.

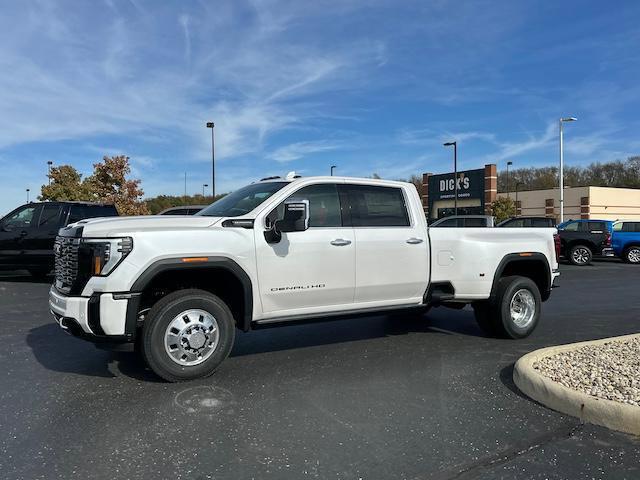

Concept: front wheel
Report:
left=568, top=245, right=592, bottom=266
left=474, top=276, right=541, bottom=339
left=141, top=289, right=236, bottom=382
left=623, top=246, right=640, bottom=264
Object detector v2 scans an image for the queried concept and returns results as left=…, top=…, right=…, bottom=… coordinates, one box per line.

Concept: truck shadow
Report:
left=26, top=323, right=160, bottom=382
left=26, top=309, right=485, bottom=381
left=230, top=308, right=485, bottom=358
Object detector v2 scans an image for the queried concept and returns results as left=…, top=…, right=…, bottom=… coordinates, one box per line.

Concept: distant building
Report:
left=499, top=186, right=640, bottom=221
left=422, top=164, right=640, bottom=221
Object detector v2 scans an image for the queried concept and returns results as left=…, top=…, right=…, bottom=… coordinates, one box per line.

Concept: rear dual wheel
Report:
left=473, top=276, right=541, bottom=339
left=141, top=289, right=235, bottom=382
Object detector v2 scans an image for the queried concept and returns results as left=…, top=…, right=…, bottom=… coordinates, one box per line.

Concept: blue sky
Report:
left=1, top=0, right=640, bottom=214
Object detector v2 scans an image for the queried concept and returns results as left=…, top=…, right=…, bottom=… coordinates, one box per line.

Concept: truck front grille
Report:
left=54, top=236, right=81, bottom=294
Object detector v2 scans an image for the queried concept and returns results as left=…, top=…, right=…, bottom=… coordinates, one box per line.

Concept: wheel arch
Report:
left=129, top=257, right=254, bottom=332
left=490, top=253, right=552, bottom=302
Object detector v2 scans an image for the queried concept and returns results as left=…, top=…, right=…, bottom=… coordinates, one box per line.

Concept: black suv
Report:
left=0, top=201, right=118, bottom=277
left=557, top=219, right=614, bottom=266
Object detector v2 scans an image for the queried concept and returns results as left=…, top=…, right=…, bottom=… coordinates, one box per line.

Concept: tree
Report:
left=39, top=165, right=92, bottom=201
left=492, top=196, right=516, bottom=223
left=145, top=194, right=226, bottom=214
left=85, top=156, right=148, bottom=215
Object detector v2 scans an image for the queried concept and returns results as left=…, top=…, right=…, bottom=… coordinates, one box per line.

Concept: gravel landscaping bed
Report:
left=532, top=337, right=640, bottom=407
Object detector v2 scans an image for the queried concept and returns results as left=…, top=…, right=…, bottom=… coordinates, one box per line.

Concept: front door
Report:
left=0, top=204, right=40, bottom=268
left=255, top=182, right=356, bottom=317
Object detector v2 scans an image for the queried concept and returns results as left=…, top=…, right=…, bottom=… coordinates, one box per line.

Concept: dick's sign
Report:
left=428, top=168, right=485, bottom=202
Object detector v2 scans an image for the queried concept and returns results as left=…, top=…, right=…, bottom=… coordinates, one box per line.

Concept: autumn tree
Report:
left=39, top=165, right=92, bottom=201
left=86, top=156, right=148, bottom=215
left=492, top=196, right=516, bottom=223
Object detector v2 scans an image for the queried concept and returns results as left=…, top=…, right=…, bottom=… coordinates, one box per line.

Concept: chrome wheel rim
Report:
left=572, top=247, right=590, bottom=264
left=509, top=289, right=536, bottom=329
left=164, top=309, right=219, bottom=366
left=628, top=248, right=640, bottom=263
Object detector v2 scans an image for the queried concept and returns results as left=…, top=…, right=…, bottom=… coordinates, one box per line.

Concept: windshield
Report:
left=197, top=182, right=288, bottom=217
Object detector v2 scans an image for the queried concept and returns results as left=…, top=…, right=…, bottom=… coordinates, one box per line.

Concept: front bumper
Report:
left=49, top=286, right=140, bottom=343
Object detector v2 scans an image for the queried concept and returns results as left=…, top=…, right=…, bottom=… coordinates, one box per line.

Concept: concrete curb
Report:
left=513, top=333, right=640, bottom=436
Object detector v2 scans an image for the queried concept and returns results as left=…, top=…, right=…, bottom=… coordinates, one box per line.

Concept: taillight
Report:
left=553, top=233, right=561, bottom=260
left=604, top=232, right=612, bottom=247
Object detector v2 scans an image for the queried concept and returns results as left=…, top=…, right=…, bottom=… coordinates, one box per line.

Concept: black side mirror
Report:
left=264, top=199, right=310, bottom=244
left=277, top=200, right=309, bottom=233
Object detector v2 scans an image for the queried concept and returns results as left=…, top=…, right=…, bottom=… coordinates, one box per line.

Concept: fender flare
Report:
left=127, top=256, right=254, bottom=332
left=490, top=253, right=552, bottom=302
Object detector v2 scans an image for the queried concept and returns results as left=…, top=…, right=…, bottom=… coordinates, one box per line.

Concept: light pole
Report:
left=559, top=117, right=577, bottom=223
left=443, top=141, right=457, bottom=216
left=26, top=188, right=30, bottom=202
left=202, top=183, right=208, bottom=197
left=515, top=182, right=523, bottom=217
left=206, top=122, right=215, bottom=197
left=506, top=161, right=513, bottom=199
left=330, top=165, right=337, bottom=176
left=47, top=161, right=53, bottom=186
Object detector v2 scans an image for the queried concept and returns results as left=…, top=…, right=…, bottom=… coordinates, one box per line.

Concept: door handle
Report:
left=20, top=230, right=28, bottom=237
left=330, top=238, right=352, bottom=246
left=406, top=237, right=424, bottom=244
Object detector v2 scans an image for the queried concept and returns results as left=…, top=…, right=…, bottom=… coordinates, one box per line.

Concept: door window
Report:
left=622, top=222, right=640, bottom=232
left=275, top=184, right=342, bottom=227
left=613, top=222, right=623, bottom=232
left=38, top=204, right=61, bottom=228
left=562, top=221, right=579, bottom=231
left=2, top=206, right=37, bottom=229
left=345, top=185, right=410, bottom=227
left=587, top=221, right=605, bottom=231
left=531, top=218, right=551, bottom=227
left=463, top=217, right=486, bottom=227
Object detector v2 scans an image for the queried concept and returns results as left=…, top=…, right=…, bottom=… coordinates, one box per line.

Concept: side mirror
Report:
left=277, top=200, right=309, bottom=233
left=264, top=199, right=310, bottom=244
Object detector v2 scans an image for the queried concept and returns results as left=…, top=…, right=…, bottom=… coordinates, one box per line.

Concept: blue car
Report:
left=612, top=220, right=640, bottom=264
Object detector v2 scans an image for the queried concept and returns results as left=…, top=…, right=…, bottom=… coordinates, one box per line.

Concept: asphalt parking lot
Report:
left=1, top=261, right=639, bottom=480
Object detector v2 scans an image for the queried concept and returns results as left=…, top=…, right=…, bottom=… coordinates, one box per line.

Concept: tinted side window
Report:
left=622, top=222, right=640, bottom=232
left=434, top=218, right=456, bottom=227
left=69, top=205, right=118, bottom=223
left=531, top=218, right=551, bottom=227
left=587, top=221, right=606, bottom=231
left=507, top=218, right=525, bottom=227
left=288, top=184, right=342, bottom=227
left=346, top=185, right=409, bottom=227
left=562, top=221, right=579, bottom=231
left=38, top=204, right=61, bottom=228
left=3, top=206, right=38, bottom=228
left=464, top=218, right=486, bottom=227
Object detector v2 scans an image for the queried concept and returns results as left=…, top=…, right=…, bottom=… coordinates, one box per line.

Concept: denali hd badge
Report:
left=271, top=284, right=326, bottom=292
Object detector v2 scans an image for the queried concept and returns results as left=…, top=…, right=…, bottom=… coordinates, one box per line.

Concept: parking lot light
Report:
left=559, top=117, right=577, bottom=223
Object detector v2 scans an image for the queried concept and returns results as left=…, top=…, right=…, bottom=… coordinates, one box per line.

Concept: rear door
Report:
left=344, top=183, right=429, bottom=306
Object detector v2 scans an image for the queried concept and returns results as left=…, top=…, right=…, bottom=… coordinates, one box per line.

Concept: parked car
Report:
left=49, top=175, right=558, bottom=381
left=158, top=205, right=207, bottom=215
left=0, top=201, right=118, bottom=277
left=556, top=219, right=614, bottom=266
left=612, top=220, right=640, bottom=264
left=430, top=215, right=495, bottom=227
left=497, top=216, right=556, bottom=228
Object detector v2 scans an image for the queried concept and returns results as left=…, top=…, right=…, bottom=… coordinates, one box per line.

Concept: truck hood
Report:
left=71, top=215, right=223, bottom=237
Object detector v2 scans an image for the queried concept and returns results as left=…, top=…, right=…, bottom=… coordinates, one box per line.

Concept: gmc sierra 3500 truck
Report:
left=49, top=175, right=560, bottom=382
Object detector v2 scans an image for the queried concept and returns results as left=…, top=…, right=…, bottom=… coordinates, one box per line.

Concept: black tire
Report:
left=568, top=244, right=592, bottom=266
left=491, top=276, right=541, bottom=339
left=141, top=289, right=236, bottom=382
left=623, top=246, right=640, bottom=264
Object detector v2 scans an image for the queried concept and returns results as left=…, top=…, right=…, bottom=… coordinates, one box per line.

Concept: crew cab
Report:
left=557, top=219, right=614, bottom=266
left=612, top=220, right=640, bottom=264
left=49, top=175, right=559, bottom=381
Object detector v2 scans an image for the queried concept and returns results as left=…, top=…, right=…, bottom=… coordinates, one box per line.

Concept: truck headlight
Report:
left=81, top=237, right=133, bottom=276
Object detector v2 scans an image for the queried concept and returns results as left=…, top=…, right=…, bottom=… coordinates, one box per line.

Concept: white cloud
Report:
left=267, top=140, right=340, bottom=163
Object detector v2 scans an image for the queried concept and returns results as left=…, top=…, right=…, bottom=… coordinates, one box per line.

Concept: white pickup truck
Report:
left=50, top=175, right=560, bottom=381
